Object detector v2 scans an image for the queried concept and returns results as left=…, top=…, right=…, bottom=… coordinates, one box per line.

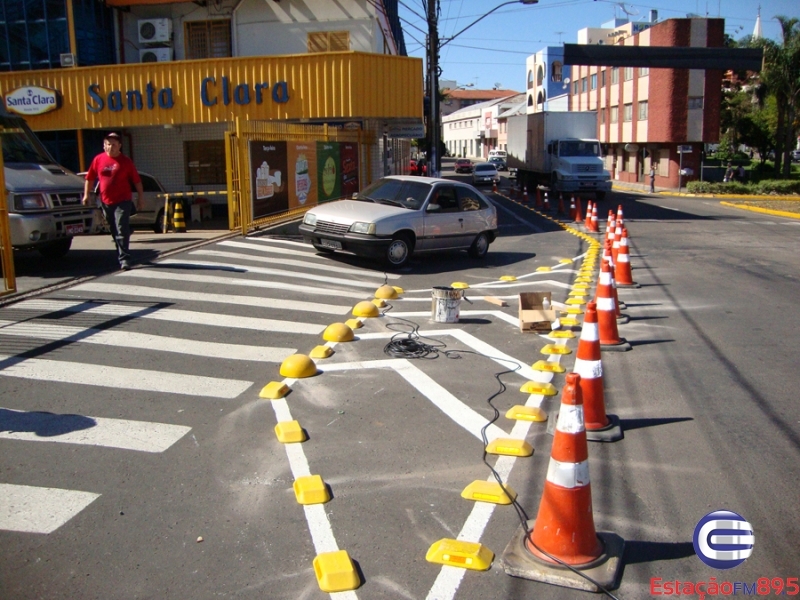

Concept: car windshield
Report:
left=2, top=131, right=53, bottom=165
left=559, top=141, right=600, bottom=157
left=355, top=178, right=431, bottom=210
left=475, top=164, right=495, bottom=172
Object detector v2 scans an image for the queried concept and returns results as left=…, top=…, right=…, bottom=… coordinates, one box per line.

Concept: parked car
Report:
left=81, top=170, right=169, bottom=233
left=489, top=156, right=508, bottom=171
left=791, top=149, right=800, bottom=163
left=298, top=175, right=498, bottom=268
left=455, top=158, right=473, bottom=173
left=472, top=162, right=499, bottom=186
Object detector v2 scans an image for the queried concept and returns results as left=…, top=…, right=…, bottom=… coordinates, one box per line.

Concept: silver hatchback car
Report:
left=299, top=176, right=498, bottom=268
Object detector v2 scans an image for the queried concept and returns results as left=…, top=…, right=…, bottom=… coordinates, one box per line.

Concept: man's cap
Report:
left=104, top=132, right=121, bottom=141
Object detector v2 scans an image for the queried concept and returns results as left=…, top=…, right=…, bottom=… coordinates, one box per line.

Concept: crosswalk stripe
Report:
left=10, top=299, right=325, bottom=335
left=118, top=269, right=368, bottom=299
left=69, top=282, right=352, bottom=315
left=0, top=407, right=191, bottom=452
left=181, top=252, right=391, bottom=289
left=0, top=354, right=253, bottom=399
left=0, top=484, right=100, bottom=534
left=0, top=320, right=292, bottom=362
left=245, top=237, right=310, bottom=248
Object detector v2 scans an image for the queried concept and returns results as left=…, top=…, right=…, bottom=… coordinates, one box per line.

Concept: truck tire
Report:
left=38, top=237, right=72, bottom=259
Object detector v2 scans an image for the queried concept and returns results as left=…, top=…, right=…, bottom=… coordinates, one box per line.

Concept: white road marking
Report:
left=0, top=484, right=100, bottom=534
left=69, top=282, right=351, bottom=316
left=119, top=269, right=369, bottom=299
left=0, top=354, right=252, bottom=399
left=11, top=299, right=325, bottom=335
left=245, top=237, right=318, bottom=249
left=492, top=201, right=545, bottom=232
left=0, top=319, right=293, bottom=362
left=388, top=309, right=521, bottom=328
left=0, top=407, right=190, bottom=452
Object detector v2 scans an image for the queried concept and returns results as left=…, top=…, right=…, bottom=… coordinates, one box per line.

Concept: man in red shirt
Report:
left=82, top=132, right=143, bottom=270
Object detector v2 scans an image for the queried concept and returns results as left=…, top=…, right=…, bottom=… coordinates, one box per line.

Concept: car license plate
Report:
left=65, top=223, right=84, bottom=235
left=320, top=239, right=342, bottom=250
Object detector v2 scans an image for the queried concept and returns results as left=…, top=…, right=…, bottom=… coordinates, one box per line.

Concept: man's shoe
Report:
left=120, top=262, right=131, bottom=271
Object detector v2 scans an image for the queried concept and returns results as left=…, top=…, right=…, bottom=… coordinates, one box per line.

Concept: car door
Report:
left=420, top=184, right=467, bottom=250
left=456, top=185, right=492, bottom=245
left=130, top=173, right=164, bottom=227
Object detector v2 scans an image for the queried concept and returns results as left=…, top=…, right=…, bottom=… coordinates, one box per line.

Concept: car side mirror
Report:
left=427, top=203, right=441, bottom=212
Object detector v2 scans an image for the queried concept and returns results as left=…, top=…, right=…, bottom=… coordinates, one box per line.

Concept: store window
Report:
left=185, top=140, right=227, bottom=185
left=308, top=31, right=350, bottom=53
left=186, top=20, right=232, bottom=59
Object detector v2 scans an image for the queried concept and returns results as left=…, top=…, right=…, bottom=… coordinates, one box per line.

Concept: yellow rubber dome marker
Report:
left=279, top=354, right=317, bottom=378
left=451, top=282, right=470, bottom=289
left=375, top=284, right=398, bottom=299
left=352, top=300, right=379, bottom=318
left=323, top=323, right=354, bottom=342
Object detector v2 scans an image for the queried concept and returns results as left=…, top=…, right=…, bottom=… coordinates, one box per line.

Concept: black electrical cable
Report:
left=379, top=307, right=621, bottom=599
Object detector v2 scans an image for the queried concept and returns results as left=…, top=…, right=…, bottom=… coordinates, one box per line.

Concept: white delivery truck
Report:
left=506, top=111, right=611, bottom=201
left=1, top=105, right=94, bottom=258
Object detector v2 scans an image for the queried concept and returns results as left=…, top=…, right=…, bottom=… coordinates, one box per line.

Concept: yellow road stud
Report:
left=426, top=539, right=494, bottom=571
left=274, top=420, right=307, bottom=443
left=560, top=317, right=581, bottom=327
left=505, top=405, right=547, bottom=422
left=485, top=438, right=533, bottom=457
left=309, top=345, right=333, bottom=359
left=313, top=550, right=360, bottom=593
left=565, top=298, right=587, bottom=305
left=293, top=475, right=330, bottom=505
left=345, top=318, right=363, bottom=330
left=461, top=480, right=517, bottom=505
left=519, top=381, right=558, bottom=395
left=531, top=360, right=566, bottom=373
left=451, top=281, right=470, bottom=289
left=392, top=286, right=404, bottom=294
left=535, top=266, right=551, bottom=272
left=548, top=330, right=575, bottom=339
left=562, top=307, right=584, bottom=315
left=559, top=258, right=573, bottom=264
left=541, top=344, right=572, bottom=355
left=371, top=298, right=386, bottom=308
left=259, top=381, right=289, bottom=400
left=500, top=275, right=517, bottom=281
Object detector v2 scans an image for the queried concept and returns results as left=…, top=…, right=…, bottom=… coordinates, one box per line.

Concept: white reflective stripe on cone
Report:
left=573, top=357, right=602, bottom=379
left=599, top=272, right=612, bottom=284
left=580, top=322, right=599, bottom=342
left=556, top=404, right=585, bottom=434
left=596, top=297, right=616, bottom=311
left=546, top=458, right=591, bottom=488
left=617, top=253, right=630, bottom=264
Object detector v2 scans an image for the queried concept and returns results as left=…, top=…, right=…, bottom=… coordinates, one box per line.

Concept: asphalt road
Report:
left=1, top=177, right=798, bottom=599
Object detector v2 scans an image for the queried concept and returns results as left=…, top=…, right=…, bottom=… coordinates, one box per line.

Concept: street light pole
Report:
left=426, top=0, right=537, bottom=177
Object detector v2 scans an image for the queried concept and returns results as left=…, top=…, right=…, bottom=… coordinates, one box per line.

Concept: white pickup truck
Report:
left=2, top=107, right=94, bottom=258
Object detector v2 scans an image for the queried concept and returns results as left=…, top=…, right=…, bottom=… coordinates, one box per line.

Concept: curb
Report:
left=612, top=184, right=800, bottom=201
left=719, top=201, right=800, bottom=220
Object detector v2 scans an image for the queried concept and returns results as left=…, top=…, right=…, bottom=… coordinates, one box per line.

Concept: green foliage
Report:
left=686, top=180, right=800, bottom=195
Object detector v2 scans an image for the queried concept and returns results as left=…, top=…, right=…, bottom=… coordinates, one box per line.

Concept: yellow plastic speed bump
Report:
left=274, top=420, right=307, bottom=443
left=548, top=330, right=575, bottom=339
left=279, top=354, right=317, bottom=378
left=461, top=480, right=517, bottom=505
left=519, top=380, right=558, bottom=395
left=352, top=301, right=379, bottom=317
left=535, top=266, right=551, bottom=272
left=499, top=275, right=517, bottom=281
left=294, top=475, right=331, bottom=505
left=560, top=318, right=581, bottom=327
left=313, top=550, right=360, bottom=593
left=451, top=281, right=470, bottom=289
left=575, top=276, right=593, bottom=283
left=259, top=381, right=289, bottom=400
left=323, top=322, right=354, bottom=342
left=563, top=307, right=584, bottom=315
left=565, top=298, right=586, bottom=305
left=541, top=344, right=572, bottom=355
left=559, top=258, right=573, bottom=264
left=568, top=290, right=588, bottom=297
left=485, top=438, right=534, bottom=457
left=572, top=282, right=590, bottom=289
left=345, top=318, right=363, bottom=330
left=425, top=539, right=494, bottom=571
left=371, top=298, right=386, bottom=308
left=531, top=360, right=566, bottom=373
left=505, top=405, right=547, bottom=422
left=309, top=345, right=334, bottom=359
left=375, top=284, right=398, bottom=299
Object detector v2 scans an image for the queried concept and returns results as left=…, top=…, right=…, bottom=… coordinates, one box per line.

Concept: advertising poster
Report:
left=316, top=142, right=341, bottom=203
left=340, top=142, right=359, bottom=198
left=287, top=141, right=317, bottom=209
left=249, top=141, right=288, bottom=219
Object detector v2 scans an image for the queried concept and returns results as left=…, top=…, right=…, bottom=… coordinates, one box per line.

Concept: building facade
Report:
left=442, top=93, right=523, bottom=159
left=0, top=0, right=420, bottom=210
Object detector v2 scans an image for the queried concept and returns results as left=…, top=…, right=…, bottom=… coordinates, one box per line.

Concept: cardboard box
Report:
left=519, top=292, right=557, bottom=333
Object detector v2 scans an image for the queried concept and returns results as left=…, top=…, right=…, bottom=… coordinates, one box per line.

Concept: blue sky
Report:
left=398, top=0, right=800, bottom=92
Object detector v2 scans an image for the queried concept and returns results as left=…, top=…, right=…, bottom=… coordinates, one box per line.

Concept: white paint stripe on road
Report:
left=0, top=484, right=100, bottom=534
left=0, top=354, right=252, bottom=399
left=11, top=299, right=324, bottom=335
left=161, top=256, right=387, bottom=290
left=491, top=201, right=545, bottom=233
left=245, top=237, right=310, bottom=248
left=70, top=282, right=351, bottom=316
left=119, top=269, right=369, bottom=300
left=388, top=309, right=521, bottom=329
left=0, top=320, right=293, bottom=362
left=0, top=407, right=190, bottom=452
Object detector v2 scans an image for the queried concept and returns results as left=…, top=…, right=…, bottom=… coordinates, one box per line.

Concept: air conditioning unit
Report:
left=138, top=18, right=172, bottom=44
left=140, top=47, right=173, bottom=63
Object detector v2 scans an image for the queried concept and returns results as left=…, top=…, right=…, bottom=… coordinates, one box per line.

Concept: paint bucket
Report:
left=431, top=286, right=463, bottom=323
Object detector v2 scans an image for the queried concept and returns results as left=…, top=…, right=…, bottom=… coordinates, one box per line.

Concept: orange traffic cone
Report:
left=590, top=202, right=599, bottom=232
left=493, top=180, right=498, bottom=193
left=615, top=228, right=639, bottom=288
left=612, top=218, right=623, bottom=264
left=558, top=193, right=566, bottom=216
left=616, top=204, right=625, bottom=228
left=574, top=196, right=583, bottom=224
left=603, top=241, right=628, bottom=321
left=606, top=211, right=615, bottom=243
left=501, top=373, right=624, bottom=591
left=535, top=187, right=542, bottom=209
left=576, top=302, right=623, bottom=442
left=595, top=259, right=630, bottom=350
left=585, top=200, right=593, bottom=229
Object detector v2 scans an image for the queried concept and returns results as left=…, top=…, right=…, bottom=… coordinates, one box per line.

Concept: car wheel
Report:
left=468, top=232, right=490, bottom=259
left=38, top=237, right=72, bottom=259
left=386, top=234, right=413, bottom=268
left=313, top=244, right=335, bottom=254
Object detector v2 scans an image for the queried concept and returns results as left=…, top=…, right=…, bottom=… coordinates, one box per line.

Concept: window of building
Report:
left=639, top=67, right=649, bottom=77
left=658, top=149, right=670, bottom=176
left=185, top=20, right=232, bottom=59
left=623, top=67, right=634, bottom=81
left=610, top=106, right=618, bottom=123
left=528, top=70, right=534, bottom=90
left=551, top=61, right=563, bottom=82
left=638, top=100, right=648, bottom=120
left=537, top=65, right=544, bottom=86
left=185, top=140, right=227, bottom=185
left=581, top=77, right=587, bottom=92
left=601, top=70, right=606, bottom=87
left=688, top=96, right=704, bottom=109
left=307, top=31, right=350, bottom=53
left=573, top=81, right=579, bottom=95
left=600, top=109, right=605, bottom=124
left=623, top=103, right=633, bottom=122
left=611, top=67, right=619, bottom=84
left=590, top=74, right=597, bottom=90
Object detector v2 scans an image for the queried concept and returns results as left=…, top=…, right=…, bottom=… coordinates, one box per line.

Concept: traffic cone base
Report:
left=585, top=413, right=624, bottom=442
left=600, top=338, right=632, bottom=352
left=502, top=520, right=624, bottom=592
